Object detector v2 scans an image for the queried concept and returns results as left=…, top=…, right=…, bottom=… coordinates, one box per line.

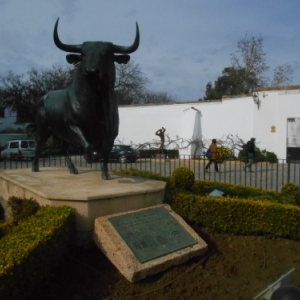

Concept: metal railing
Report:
left=1, top=155, right=299, bottom=192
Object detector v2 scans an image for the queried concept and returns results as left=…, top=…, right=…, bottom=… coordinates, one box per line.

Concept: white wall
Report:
left=1, top=88, right=299, bottom=159
left=272, top=90, right=300, bottom=159
left=118, top=96, right=254, bottom=156
left=248, top=89, right=300, bottom=159
left=118, top=88, right=300, bottom=159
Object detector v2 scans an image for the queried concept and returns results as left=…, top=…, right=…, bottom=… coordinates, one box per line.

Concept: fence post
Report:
left=287, top=158, right=291, bottom=183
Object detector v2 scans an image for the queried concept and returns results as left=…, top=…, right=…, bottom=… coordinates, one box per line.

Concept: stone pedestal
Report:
left=0, top=167, right=166, bottom=246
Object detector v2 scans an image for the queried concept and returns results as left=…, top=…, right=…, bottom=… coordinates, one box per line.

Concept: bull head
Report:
left=53, top=18, right=139, bottom=55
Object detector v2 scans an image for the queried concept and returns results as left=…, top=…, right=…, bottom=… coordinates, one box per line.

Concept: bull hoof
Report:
left=32, top=166, right=39, bottom=172
left=102, top=172, right=111, bottom=180
left=69, top=167, right=78, bottom=175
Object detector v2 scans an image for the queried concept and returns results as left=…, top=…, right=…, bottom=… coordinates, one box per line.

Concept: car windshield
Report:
left=10, top=142, right=19, bottom=149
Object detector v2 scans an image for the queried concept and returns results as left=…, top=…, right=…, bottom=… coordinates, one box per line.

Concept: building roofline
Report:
left=254, top=84, right=300, bottom=92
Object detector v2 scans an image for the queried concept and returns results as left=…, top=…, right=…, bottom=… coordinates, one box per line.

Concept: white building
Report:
left=118, top=86, right=300, bottom=160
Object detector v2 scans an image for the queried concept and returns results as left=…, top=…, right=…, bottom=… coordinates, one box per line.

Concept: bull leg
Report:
left=101, top=146, right=112, bottom=180
left=66, top=151, right=78, bottom=174
left=68, top=125, right=94, bottom=164
left=101, top=157, right=111, bottom=180
left=32, top=130, right=51, bottom=172
left=83, top=146, right=94, bottom=164
left=68, top=125, right=111, bottom=180
left=61, top=142, right=78, bottom=174
left=32, top=144, right=41, bottom=172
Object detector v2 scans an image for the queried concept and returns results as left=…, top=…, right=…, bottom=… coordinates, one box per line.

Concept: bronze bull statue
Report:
left=32, top=18, right=140, bottom=179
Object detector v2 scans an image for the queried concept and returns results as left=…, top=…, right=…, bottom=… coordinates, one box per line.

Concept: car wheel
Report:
left=118, top=155, right=127, bottom=164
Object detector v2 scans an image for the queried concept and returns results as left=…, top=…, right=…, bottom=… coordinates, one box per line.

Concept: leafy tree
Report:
left=142, top=91, right=175, bottom=104
left=204, top=34, right=294, bottom=100
left=230, top=34, right=270, bottom=92
left=0, top=66, right=73, bottom=123
left=204, top=82, right=218, bottom=100
left=272, top=63, right=294, bottom=86
left=0, top=71, right=32, bottom=123
left=204, top=67, right=248, bottom=100
left=115, top=60, right=149, bottom=105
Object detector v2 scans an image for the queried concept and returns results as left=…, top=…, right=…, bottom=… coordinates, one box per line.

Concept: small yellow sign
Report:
left=271, top=126, right=276, bottom=132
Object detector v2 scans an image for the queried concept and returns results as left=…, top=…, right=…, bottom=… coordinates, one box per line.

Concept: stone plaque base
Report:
left=93, top=204, right=208, bottom=282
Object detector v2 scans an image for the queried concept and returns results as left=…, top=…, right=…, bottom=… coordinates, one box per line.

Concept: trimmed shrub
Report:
left=139, top=149, right=179, bottom=159
left=0, top=205, right=75, bottom=300
left=280, top=183, right=300, bottom=205
left=171, top=167, right=195, bottom=190
left=172, top=192, right=300, bottom=239
left=217, top=146, right=231, bottom=163
left=112, top=168, right=168, bottom=182
left=0, top=197, right=40, bottom=238
left=192, top=180, right=280, bottom=202
left=8, top=196, right=40, bottom=225
left=237, top=147, right=277, bottom=163
left=261, top=149, right=278, bottom=163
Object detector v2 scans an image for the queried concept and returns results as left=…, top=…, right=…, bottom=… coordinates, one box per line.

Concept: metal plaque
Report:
left=109, top=206, right=197, bottom=263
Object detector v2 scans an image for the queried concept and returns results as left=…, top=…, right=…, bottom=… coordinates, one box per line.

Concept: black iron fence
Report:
left=1, top=155, right=299, bottom=192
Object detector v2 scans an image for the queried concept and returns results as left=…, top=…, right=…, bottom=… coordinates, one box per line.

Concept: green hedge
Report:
left=192, top=180, right=281, bottom=202
left=112, top=168, right=169, bottom=182
left=113, top=168, right=300, bottom=239
left=0, top=205, right=75, bottom=300
left=237, top=147, right=278, bottom=163
left=172, top=192, right=300, bottom=239
left=139, top=149, right=179, bottom=158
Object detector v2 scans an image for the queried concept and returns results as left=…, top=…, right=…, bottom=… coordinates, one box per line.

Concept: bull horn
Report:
left=53, top=18, right=82, bottom=53
left=113, top=22, right=140, bottom=54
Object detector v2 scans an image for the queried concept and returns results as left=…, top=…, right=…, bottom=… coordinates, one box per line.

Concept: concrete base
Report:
left=0, top=167, right=166, bottom=246
left=93, top=204, right=208, bottom=282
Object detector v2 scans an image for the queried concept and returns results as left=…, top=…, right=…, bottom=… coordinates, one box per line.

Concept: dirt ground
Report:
left=31, top=224, right=300, bottom=300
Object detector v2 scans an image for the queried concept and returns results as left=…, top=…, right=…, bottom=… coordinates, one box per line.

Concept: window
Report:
left=9, top=142, right=19, bottom=149
left=21, top=141, right=28, bottom=148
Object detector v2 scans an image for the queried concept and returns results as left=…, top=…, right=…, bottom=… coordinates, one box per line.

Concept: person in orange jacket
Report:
left=205, top=139, right=219, bottom=173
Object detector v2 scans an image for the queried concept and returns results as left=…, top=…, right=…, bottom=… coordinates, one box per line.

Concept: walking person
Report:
left=205, top=139, right=219, bottom=173
left=243, top=137, right=256, bottom=172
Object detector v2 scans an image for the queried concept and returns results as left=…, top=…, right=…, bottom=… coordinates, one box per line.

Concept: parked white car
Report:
left=1, top=139, right=36, bottom=160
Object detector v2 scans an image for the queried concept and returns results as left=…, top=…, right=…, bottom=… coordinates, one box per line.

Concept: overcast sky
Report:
left=0, top=0, right=299, bottom=101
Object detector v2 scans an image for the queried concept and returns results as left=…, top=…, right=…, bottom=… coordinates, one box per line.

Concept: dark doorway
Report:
left=287, top=118, right=300, bottom=161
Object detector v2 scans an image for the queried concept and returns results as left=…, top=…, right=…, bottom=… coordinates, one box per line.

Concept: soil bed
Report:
left=31, top=225, right=300, bottom=300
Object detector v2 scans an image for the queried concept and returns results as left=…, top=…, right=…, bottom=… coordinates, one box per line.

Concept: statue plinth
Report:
left=0, top=167, right=166, bottom=247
